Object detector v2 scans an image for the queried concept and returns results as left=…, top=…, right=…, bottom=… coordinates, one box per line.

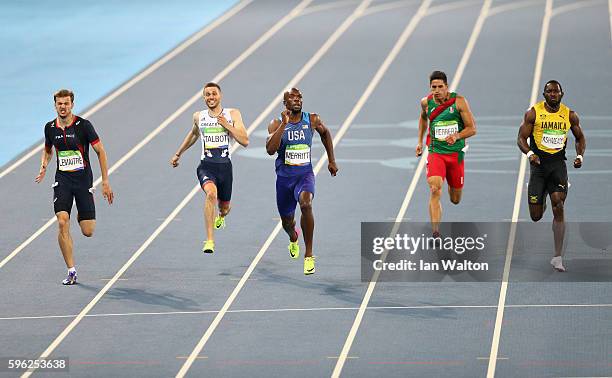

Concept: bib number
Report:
left=58, top=150, right=84, bottom=172
left=433, top=122, right=459, bottom=140
left=284, top=144, right=311, bottom=166
left=541, top=130, right=565, bottom=149
left=203, top=127, right=229, bottom=149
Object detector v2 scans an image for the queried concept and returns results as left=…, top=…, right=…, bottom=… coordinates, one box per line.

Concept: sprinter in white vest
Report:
left=171, top=82, right=249, bottom=254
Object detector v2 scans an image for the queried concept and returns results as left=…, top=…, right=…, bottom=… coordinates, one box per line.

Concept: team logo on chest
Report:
left=287, top=129, right=306, bottom=141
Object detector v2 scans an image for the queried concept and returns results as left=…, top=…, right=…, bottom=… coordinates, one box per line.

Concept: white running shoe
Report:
left=550, top=256, right=566, bottom=272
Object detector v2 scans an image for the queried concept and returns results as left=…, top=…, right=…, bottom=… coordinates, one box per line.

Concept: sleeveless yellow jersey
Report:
left=530, top=101, right=571, bottom=161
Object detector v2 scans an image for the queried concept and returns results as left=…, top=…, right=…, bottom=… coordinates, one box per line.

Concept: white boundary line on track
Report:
left=18, top=1, right=316, bottom=376
left=0, top=0, right=253, bottom=180
left=300, top=0, right=359, bottom=16
left=0, top=0, right=313, bottom=271
left=332, top=0, right=491, bottom=376
left=176, top=0, right=377, bottom=376
left=4, top=303, right=612, bottom=322
left=486, top=1, right=553, bottom=377
left=487, top=0, right=540, bottom=18
left=361, top=0, right=416, bottom=16
left=609, top=0, right=612, bottom=44
left=551, top=0, right=605, bottom=17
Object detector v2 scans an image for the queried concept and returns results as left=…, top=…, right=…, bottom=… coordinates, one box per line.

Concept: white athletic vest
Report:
left=199, top=108, right=233, bottom=162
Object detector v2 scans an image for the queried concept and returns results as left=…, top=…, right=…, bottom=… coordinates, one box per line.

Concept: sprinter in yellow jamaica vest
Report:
left=517, top=80, right=586, bottom=272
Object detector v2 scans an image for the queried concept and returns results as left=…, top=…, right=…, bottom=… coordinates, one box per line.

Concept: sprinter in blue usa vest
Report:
left=266, top=88, right=338, bottom=275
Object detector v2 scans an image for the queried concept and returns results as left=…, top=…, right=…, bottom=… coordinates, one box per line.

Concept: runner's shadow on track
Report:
left=97, top=287, right=201, bottom=311
left=367, top=305, right=465, bottom=320
left=254, top=267, right=414, bottom=310
left=254, top=268, right=462, bottom=319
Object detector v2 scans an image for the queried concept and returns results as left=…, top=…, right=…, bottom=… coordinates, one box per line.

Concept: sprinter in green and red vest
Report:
left=416, top=71, right=477, bottom=237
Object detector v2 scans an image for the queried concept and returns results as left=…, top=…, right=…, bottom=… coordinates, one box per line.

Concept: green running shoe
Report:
left=214, top=215, right=225, bottom=230
left=202, top=240, right=215, bottom=254
left=304, top=256, right=315, bottom=275
left=288, top=228, right=299, bottom=259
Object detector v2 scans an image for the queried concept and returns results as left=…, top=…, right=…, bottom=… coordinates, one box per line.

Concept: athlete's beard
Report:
left=433, top=92, right=449, bottom=103
left=207, top=101, right=221, bottom=113
left=545, top=98, right=560, bottom=110
left=57, top=111, right=73, bottom=122
left=290, top=106, right=302, bottom=115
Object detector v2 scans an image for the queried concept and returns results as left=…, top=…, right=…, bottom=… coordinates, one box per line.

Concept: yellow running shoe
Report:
left=289, top=241, right=300, bottom=259
left=202, top=240, right=215, bottom=254
left=304, top=256, right=315, bottom=275
left=214, top=215, right=225, bottom=230
left=288, top=228, right=300, bottom=259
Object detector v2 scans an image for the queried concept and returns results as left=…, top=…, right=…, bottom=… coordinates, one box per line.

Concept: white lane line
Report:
left=552, top=0, right=605, bottom=17
left=17, top=2, right=315, bottom=376
left=0, top=0, right=253, bottom=180
left=332, top=1, right=490, bottom=377
left=426, top=0, right=481, bottom=16
left=4, top=302, right=612, bottom=322
left=300, top=0, right=359, bottom=16
left=176, top=1, right=374, bottom=376
left=486, top=1, right=553, bottom=377
left=609, top=0, right=612, bottom=43
left=488, top=0, right=541, bottom=17
left=361, top=0, right=416, bottom=17
left=0, top=0, right=312, bottom=271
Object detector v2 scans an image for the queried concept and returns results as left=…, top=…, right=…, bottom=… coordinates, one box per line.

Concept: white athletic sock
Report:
left=68, top=267, right=76, bottom=273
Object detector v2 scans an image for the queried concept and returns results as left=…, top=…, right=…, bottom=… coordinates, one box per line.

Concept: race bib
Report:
left=284, top=144, right=311, bottom=166
left=433, top=121, right=459, bottom=140
left=541, top=129, right=566, bottom=149
left=57, top=150, right=84, bottom=172
left=203, top=127, right=230, bottom=149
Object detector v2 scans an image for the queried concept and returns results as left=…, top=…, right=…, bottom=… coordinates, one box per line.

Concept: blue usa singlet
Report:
left=275, top=112, right=313, bottom=177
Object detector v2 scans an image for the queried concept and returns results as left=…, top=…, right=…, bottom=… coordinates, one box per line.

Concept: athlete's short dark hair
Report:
left=203, top=82, right=221, bottom=93
left=283, top=87, right=302, bottom=102
left=544, top=80, right=563, bottom=93
left=54, top=89, right=74, bottom=103
left=429, top=71, right=448, bottom=85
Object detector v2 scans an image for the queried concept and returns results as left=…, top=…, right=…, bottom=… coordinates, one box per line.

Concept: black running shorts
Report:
left=527, top=159, right=568, bottom=205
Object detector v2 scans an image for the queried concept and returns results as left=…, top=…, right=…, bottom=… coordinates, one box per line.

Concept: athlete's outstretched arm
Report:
left=220, top=109, right=249, bottom=147
left=569, top=111, right=586, bottom=168
left=92, top=141, right=114, bottom=204
left=312, top=114, right=338, bottom=176
left=266, top=115, right=286, bottom=155
left=35, top=146, right=53, bottom=183
left=517, top=108, right=539, bottom=165
left=416, top=98, right=428, bottom=156
left=171, top=112, right=201, bottom=167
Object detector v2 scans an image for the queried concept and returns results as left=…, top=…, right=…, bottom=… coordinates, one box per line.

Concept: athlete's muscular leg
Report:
left=299, top=191, right=314, bottom=258
left=528, top=204, right=545, bottom=222
left=281, top=215, right=298, bottom=243
left=448, top=186, right=462, bottom=204
left=56, top=211, right=74, bottom=268
left=203, top=182, right=218, bottom=241
left=550, top=191, right=566, bottom=257
left=79, top=220, right=95, bottom=237
left=427, top=176, right=443, bottom=234
left=218, top=201, right=231, bottom=217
